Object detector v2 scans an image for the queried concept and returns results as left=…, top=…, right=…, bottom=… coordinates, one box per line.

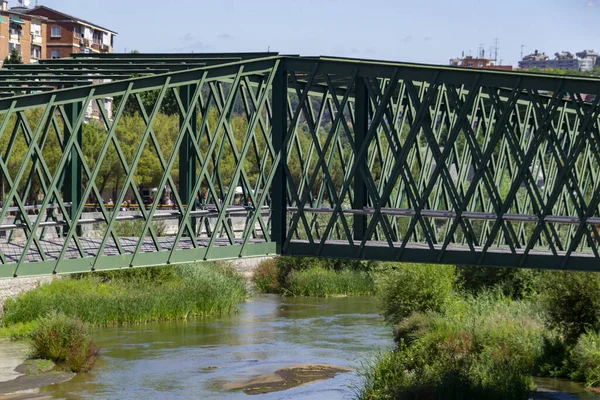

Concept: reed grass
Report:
left=284, top=266, right=375, bottom=297
left=2, top=263, right=246, bottom=326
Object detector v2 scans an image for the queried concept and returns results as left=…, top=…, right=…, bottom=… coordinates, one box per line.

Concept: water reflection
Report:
left=41, top=295, right=392, bottom=400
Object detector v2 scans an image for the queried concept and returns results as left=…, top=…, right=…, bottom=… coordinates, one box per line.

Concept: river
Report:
left=40, top=295, right=392, bottom=399
left=16, top=294, right=600, bottom=399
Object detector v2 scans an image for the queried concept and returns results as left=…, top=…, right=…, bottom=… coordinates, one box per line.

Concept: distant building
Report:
left=0, top=0, right=47, bottom=63
left=20, top=5, right=117, bottom=59
left=519, top=49, right=597, bottom=71
left=449, top=56, right=513, bottom=71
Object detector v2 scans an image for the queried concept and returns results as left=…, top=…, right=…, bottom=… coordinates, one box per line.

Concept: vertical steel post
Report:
left=353, top=76, right=368, bottom=241
left=271, top=65, right=287, bottom=253
left=63, top=101, right=82, bottom=236
left=179, top=84, right=197, bottom=235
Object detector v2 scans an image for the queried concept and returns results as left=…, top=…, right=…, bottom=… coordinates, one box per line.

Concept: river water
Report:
left=31, top=294, right=600, bottom=400
left=40, top=295, right=392, bottom=400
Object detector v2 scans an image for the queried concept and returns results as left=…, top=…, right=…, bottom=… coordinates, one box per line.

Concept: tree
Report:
left=3, top=48, right=23, bottom=66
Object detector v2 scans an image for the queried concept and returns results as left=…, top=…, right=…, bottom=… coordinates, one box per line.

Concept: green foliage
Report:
left=535, top=270, right=600, bottom=341
left=284, top=266, right=375, bottom=297
left=253, top=256, right=378, bottom=296
left=0, top=321, right=37, bottom=340
left=457, top=266, right=540, bottom=299
left=2, top=263, right=246, bottom=326
left=570, top=330, right=600, bottom=386
left=359, top=293, right=546, bottom=400
left=3, top=48, right=23, bottom=66
left=273, top=256, right=375, bottom=289
left=251, top=258, right=279, bottom=293
left=375, top=263, right=458, bottom=326
left=30, top=312, right=99, bottom=373
left=526, top=65, right=600, bottom=78
left=103, top=219, right=167, bottom=238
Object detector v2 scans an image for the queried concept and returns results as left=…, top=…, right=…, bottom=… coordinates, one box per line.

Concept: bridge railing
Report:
left=278, top=57, right=600, bottom=270
left=0, top=56, right=280, bottom=277
left=2, top=53, right=600, bottom=276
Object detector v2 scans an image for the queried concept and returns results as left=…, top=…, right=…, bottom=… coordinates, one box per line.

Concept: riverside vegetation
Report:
left=0, top=262, right=247, bottom=373
left=252, top=257, right=377, bottom=297
left=254, top=257, right=600, bottom=398
left=358, top=264, right=600, bottom=399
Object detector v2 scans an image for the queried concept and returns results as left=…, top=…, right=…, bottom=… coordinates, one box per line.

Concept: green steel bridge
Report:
left=0, top=52, right=599, bottom=278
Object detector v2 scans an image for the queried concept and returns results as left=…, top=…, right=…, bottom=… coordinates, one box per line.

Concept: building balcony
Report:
left=9, top=33, right=20, bottom=43
left=31, top=34, right=42, bottom=44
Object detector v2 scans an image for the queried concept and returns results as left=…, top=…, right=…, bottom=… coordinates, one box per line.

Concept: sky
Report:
left=23, top=0, right=600, bottom=67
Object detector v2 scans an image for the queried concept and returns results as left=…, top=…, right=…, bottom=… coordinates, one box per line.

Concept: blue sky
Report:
left=29, top=0, right=599, bottom=66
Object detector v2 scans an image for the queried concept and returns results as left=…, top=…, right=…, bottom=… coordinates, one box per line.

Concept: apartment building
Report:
left=519, top=49, right=597, bottom=71
left=0, top=0, right=46, bottom=63
left=21, top=5, right=117, bottom=59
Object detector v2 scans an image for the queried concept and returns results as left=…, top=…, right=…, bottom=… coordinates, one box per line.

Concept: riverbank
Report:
left=358, top=264, right=600, bottom=399
left=2, top=263, right=247, bottom=328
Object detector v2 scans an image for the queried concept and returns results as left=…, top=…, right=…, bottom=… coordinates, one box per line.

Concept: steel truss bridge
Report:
left=0, top=52, right=599, bottom=278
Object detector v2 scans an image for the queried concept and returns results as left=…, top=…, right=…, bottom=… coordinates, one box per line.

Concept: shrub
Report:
left=457, top=266, right=540, bottom=299
left=535, top=270, right=600, bottom=341
left=252, top=258, right=280, bottom=293
left=570, top=330, right=600, bottom=387
left=273, top=256, right=376, bottom=289
left=285, top=266, right=374, bottom=297
left=359, top=294, right=546, bottom=400
left=30, top=312, right=99, bottom=373
left=375, top=263, right=458, bottom=326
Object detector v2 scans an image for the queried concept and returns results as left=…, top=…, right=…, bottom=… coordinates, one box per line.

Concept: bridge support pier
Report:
left=179, top=84, right=197, bottom=236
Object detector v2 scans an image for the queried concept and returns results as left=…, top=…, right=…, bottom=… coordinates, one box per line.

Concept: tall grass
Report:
left=251, top=256, right=377, bottom=297
left=30, top=312, right=99, bottom=373
left=2, top=263, right=246, bottom=326
left=359, top=292, right=547, bottom=400
left=285, top=266, right=375, bottom=297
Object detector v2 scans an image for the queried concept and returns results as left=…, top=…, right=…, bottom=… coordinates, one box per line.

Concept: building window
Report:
left=467, top=62, right=474, bottom=67
left=74, top=25, right=81, bottom=39
left=8, top=43, right=20, bottom=54
left=93, top=31, right=102, bottom=44
left=51, top=26, right=61, bottom=38
left=51, top=49, right=60, bottom=59
left=31, top=45, right=41, bottom=59
left=478, top=62, right=483, bottom=67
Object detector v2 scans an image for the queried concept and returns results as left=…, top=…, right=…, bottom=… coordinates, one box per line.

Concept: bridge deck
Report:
left=1, top=236, right=264, bottom=263
left=2, top=235, right=595, bottom=272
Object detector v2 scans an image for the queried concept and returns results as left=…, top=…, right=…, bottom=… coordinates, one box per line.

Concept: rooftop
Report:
left=20, top=5, right=117, bottom=35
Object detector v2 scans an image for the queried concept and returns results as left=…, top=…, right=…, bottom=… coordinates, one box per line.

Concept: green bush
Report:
left=285, top=266, right=374, bottom=297
left=252, top=258, right=280, bottom=293
left=30, top=312, right=99, bottom=373
left=457, top=266, right=540, bottom=299
left=359, top=293, right=546, bottom=400
left=375, top=263, right=458, bottom=326
left=535, top=270, right=600, bottom=341
left=2, top=263, right=246, bottom=326
left=273, top=256, right=375, bottom=289
left=570, top=330, right=600, bottom=386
